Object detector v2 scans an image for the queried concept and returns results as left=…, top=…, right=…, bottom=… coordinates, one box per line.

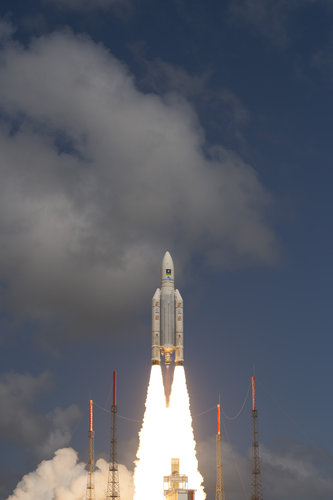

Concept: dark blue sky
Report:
left=0, top=1, right=333, bottom=499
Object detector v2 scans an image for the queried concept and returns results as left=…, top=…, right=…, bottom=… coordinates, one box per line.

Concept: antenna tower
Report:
left=216, top=403, right=226, bottom=500
left=86, top=400, right=96, bottom=500
left=251, top=376, right=263, bottom=500
left=106, top=371, right=120, bottom=500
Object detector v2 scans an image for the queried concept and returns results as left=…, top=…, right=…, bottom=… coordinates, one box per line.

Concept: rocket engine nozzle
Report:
left=165, top=352, right=172, bottom=365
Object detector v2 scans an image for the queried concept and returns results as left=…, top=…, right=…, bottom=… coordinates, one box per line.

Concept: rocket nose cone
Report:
left=162, top=251, right=174, bottom=269
left=161, top=251, right=174, bottom=285
left=163, top=251, right=173, bottom=264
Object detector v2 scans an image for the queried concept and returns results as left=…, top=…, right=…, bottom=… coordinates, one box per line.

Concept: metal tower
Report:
left=86, top=400, right=96, bottom=500
left=216, top=403, right=226, bottom=500
left=251, top=376, right=263, bottom=500
left=106, top=371, right=120, bottom=500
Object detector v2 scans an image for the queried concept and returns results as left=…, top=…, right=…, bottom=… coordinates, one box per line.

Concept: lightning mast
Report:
left=106, top=371, right=120, bottom=500
left=86, top=400, right=96, bottom=500
left=216, top=403, right=226, bottom=500
left=251, top=376, right=263, bottom=500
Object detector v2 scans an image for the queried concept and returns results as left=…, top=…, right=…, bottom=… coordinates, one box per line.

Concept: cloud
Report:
left=19, top=14, right=49, bottom=35
left=0, top=19, right=15, bottom=42
left=0, top=29, right=277, bottom=338
left=131, top=51, right=249, bottom=127
left=198, top=434, right=333, bottom=500
left=6, top=447, right=133, bottom=500
left=6, top=440, right=333, bottom=499
left=229, top=0, right=318, bottom=47
left=43, top=0, right=130, bottom=11
left=0, top=371, right=81, bottom=458
left=312, top=35, right=333, bottom=78
left=261, top=441, right=333, bottom=499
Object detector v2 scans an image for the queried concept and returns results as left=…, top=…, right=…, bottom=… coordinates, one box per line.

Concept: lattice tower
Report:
left=216, top=404, right=226, bottom=500
left=86, top=400, right=96, bottom=500
left=251, top=376, right=263, bottom=500
left=106, top=371, right=120, bottom=500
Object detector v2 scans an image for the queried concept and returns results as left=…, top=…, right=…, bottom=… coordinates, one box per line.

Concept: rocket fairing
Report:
left=152, top=251, right=184, bottom=366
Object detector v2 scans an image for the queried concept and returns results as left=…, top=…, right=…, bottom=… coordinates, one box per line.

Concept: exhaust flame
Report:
left=133, top=365, right=169, bottom=500
left=134, top=365, right=205, bottom=500
left=168, top=366, right=205, bottom=500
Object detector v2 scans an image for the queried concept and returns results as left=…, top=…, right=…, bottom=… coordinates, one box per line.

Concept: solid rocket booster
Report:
left=152, top=251, right=184, bottom=366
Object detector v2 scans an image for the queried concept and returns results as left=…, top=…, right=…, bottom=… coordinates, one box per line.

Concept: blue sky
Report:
left=0, top=1, right=333, bottom=499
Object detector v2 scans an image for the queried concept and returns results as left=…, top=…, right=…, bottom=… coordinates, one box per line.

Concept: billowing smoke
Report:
left=0, top=27, right=277, bottom=340
left=6, top=447, right=134, bottom=500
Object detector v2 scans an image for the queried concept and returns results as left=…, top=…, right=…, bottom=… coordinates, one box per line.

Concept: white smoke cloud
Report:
left=6, top=437, right=333, bottom=499
left=6, top=447, right=133, bottom=500
left=0, top=28, right=277, bottom=339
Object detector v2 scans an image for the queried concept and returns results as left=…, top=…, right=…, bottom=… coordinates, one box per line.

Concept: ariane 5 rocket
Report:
left=152, top=251, right=184, bottom=366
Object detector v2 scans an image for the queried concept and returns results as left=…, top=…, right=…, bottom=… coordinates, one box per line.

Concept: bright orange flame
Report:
left=134, top=365, right=205, bottom=500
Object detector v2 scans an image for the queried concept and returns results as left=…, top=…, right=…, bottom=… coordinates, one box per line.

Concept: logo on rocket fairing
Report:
left=166, top=268, right=172, bottom=281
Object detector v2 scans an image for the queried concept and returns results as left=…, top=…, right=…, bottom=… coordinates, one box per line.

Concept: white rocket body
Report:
left=152, top=251, right=184, bottom=366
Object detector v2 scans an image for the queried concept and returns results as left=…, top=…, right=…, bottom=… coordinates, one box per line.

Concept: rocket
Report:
left=152, top=251, right=184, bottom=366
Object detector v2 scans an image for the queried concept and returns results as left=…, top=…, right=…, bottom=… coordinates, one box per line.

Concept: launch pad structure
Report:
left=164, top=458, right=195, bottom=500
